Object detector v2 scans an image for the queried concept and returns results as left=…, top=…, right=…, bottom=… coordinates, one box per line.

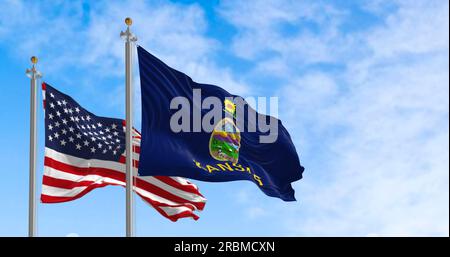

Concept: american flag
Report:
left=41, top=82, right=206, bottom=221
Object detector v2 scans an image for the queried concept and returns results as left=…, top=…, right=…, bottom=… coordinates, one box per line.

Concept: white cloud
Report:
left=245, top=206, right=267, bottom=219
left=81, top=1, right=217, bottom=75
left=281, top=73, right=338, bottom=114
left=0, top=0, right=88, bottom=73
left=218, top=0, right=346, bottom=65
left=367, top=8, right=448, bottom=58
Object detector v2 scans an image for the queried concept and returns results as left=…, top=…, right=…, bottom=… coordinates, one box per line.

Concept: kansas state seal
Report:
left=209, top=99, right=241, bottom=163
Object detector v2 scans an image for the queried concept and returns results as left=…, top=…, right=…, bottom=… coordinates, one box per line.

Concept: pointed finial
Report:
left=125, top=17, right=132, bottom=26
left=31, top=56, right=38, bottom=64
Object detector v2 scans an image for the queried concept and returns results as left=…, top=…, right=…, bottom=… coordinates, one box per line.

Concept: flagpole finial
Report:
left=120, top=18, right=137, bottom=42
left=31, top=56, right=38, bottom=64
left=26, top=56, right=42, bottom=79
left=125, top=17, right=132, bottom=26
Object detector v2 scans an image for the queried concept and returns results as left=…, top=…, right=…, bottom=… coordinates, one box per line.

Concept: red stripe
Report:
left=118, top=156, right=139, bottom=168
left=44, top=156, right=124, bottom=179
left=41, top=183, right=110, bottom=203
left=44, top=157, right=205, bottom=210
left=154, top=176, right=204, bottom=196
left=42, top=175, right=112, bottom=189
left=42, top=82, right=46, bottom=109
left=133, top=129, right=141, bottom=136
left=170, top=210, right=199, bottom=221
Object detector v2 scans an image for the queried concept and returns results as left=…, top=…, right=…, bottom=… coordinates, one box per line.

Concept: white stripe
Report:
left=44, top=165, right=121, bottom=184
left=121, top=152, right=140, bottom=160
left=160, top=206, right=195, bottom=216
left=44, top=165, right=86, bottom=181
left=45, top=147, right=125, bottom=172
left=169, top=176, right=199, bottom=190
left=42, top=185, right=88, bottom=197
left=42, top=88, right=46, bottom=114
left=46, top=148, right=139, bottom=172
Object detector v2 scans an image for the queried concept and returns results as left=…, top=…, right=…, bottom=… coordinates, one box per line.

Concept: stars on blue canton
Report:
left=45, top=86, right=126, bottom=160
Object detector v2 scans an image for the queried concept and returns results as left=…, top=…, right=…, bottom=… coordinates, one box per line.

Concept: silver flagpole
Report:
left=26, top=56, right=42, bottom=237
left=120, top=17, right=137, bottom=237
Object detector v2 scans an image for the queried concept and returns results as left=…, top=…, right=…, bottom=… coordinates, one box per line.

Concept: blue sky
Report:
left=0, top=0, right=448, bottom=236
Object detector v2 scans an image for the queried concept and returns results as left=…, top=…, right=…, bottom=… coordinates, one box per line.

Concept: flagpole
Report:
left=121, top=17, right=137, bottom=237
left=26, top=56, right=42, bottom=237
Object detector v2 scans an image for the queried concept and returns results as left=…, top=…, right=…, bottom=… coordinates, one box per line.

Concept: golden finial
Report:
left=31, top=56, right=38, bottom=64
left=125, top=17, right=132, bottom=26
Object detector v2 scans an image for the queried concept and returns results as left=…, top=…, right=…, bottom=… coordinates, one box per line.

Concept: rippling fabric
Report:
left=137, top=46, right=304, bottom=201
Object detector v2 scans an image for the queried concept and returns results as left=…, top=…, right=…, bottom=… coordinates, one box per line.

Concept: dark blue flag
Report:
left=137, top=46, right=304, bottom=201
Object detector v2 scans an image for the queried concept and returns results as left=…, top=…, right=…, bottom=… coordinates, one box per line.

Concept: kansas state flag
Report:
left=137, top=46, right=304, bottom=201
